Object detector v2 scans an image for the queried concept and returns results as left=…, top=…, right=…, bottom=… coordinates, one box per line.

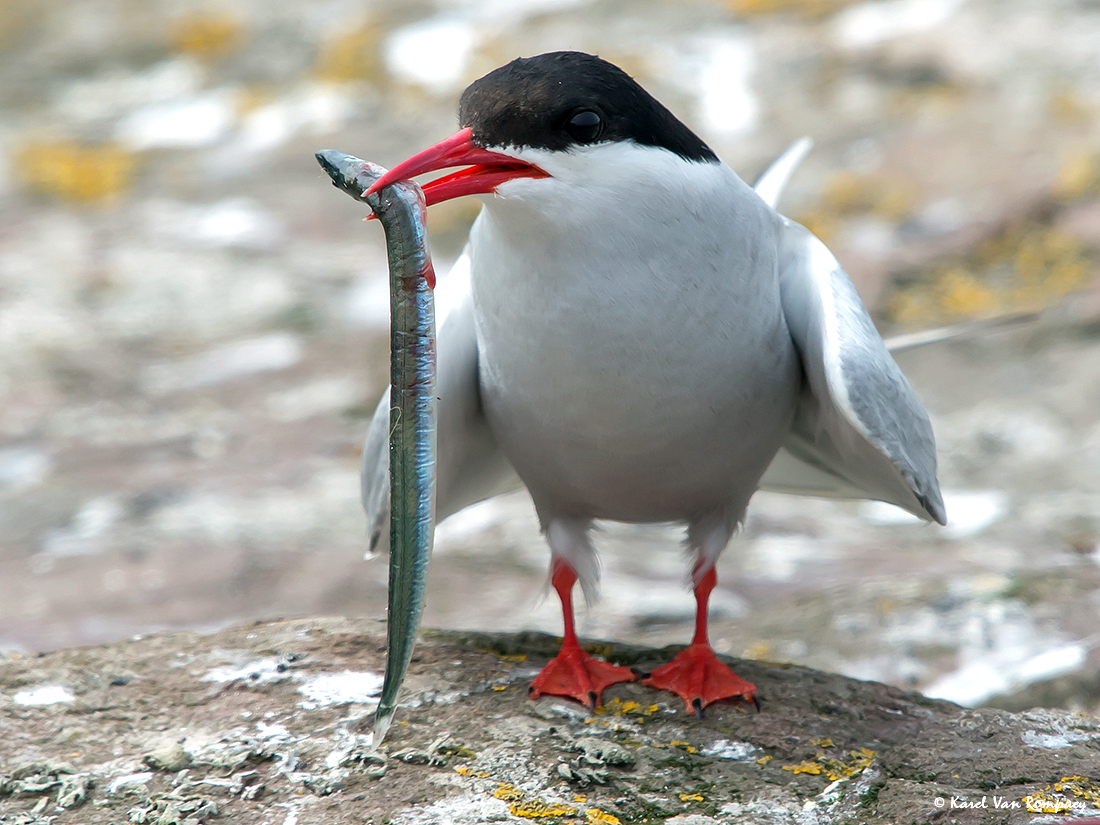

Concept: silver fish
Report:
left=315, top=150, right=437, bottom=746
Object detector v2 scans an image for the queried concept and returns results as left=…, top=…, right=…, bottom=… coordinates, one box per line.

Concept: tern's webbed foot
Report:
left=528, top=642, right=636, bottom=710
left=642, top=642, right=756, bottom=715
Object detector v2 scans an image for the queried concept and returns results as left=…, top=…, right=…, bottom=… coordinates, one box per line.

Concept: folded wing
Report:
left=758, top=219, right=946, bottom=524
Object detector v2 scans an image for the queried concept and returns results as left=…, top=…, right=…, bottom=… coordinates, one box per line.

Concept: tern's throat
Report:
left=481, top=141, right=729, bottom=235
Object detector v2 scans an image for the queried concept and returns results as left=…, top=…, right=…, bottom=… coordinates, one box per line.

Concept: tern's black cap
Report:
left=458, top=51, right=718, bottom=164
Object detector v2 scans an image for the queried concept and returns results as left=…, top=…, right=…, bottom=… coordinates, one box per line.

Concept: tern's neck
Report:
left=482, top=142, right=736, bottom=236
left=468, top=144, right=778, bottom=312
left=472, top=143, right=766, bottom=289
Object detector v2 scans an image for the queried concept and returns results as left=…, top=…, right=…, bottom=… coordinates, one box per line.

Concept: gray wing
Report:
left=758, top=218, right=946, bottom=524
left=361, top=246, right=520, bottom=555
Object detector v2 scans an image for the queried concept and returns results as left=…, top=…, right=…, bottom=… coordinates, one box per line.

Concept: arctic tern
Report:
left=361, top=51, right=945, bottom=716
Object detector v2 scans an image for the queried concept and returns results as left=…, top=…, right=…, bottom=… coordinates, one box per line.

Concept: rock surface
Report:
left=1, top=619, right=1098, bottom=824
left=2, top=0, right=1100, bottom=758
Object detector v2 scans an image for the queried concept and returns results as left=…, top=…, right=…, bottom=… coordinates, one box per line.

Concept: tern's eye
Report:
left=564, top=109, right=603, bottom=143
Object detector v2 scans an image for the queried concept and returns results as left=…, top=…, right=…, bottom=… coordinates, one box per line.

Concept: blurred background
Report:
left=1, top=0, right=1098, bottom=714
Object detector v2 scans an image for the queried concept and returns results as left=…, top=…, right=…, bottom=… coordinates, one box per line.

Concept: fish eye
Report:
left=564, top=109, right=603, bottom=143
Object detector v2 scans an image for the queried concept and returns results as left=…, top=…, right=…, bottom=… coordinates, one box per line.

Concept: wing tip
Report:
left=754, top=136, right=814, bottom=209
left=366, top=514, right=389, bottom=558
left=918, top=489, right=948, bottom=526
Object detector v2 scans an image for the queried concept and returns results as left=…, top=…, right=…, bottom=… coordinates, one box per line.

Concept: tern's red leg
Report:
left=528, top=560, right=636, bottom=709
left=643, top=565, right=757, bottom=716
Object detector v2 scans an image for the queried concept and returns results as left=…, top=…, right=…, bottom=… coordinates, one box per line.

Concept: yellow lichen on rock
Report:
left=490, top=781, right=609, bottom=821
left=1052, top=775, right=1100, bottom=802
left=169, top=13, right=245, bottom=58
left=783, top=760, right=823, bottom=775
left=1053, top=149, right=1100, bottom=201
left=1049, top=87, right=1093, bottom=124
left=585, top=809, right=620, bottom=824
left=595, top=698, right=658, bottom=717
left=454, top=766, right=490, bottom=778
left=15, top=141, right=136, bottom=203
left=492, top=783, right=524, bottom=802
left=821, top=171, right=917, bottom=222
left=724, top=0, right=855, bottom=18
left=669, top=740, right=697, bottom=753
left=314, top=22, right=384, bottom=83
left=797, top=171, right=918, bottom=245
left=509, top=799, right=579, bottom=819
left=783, top=748, right=876, bottom=781
left=1025, top=776, right=1100, bottom=813
left=887, top=222, right=1093, bottom=327
left=933, top=267, right=1000, bottom=318
left=1024, top=791, right=1075, bottom=814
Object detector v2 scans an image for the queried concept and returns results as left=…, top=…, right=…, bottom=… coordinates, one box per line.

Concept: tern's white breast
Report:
left=469, top=144, right=800, bottom=521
